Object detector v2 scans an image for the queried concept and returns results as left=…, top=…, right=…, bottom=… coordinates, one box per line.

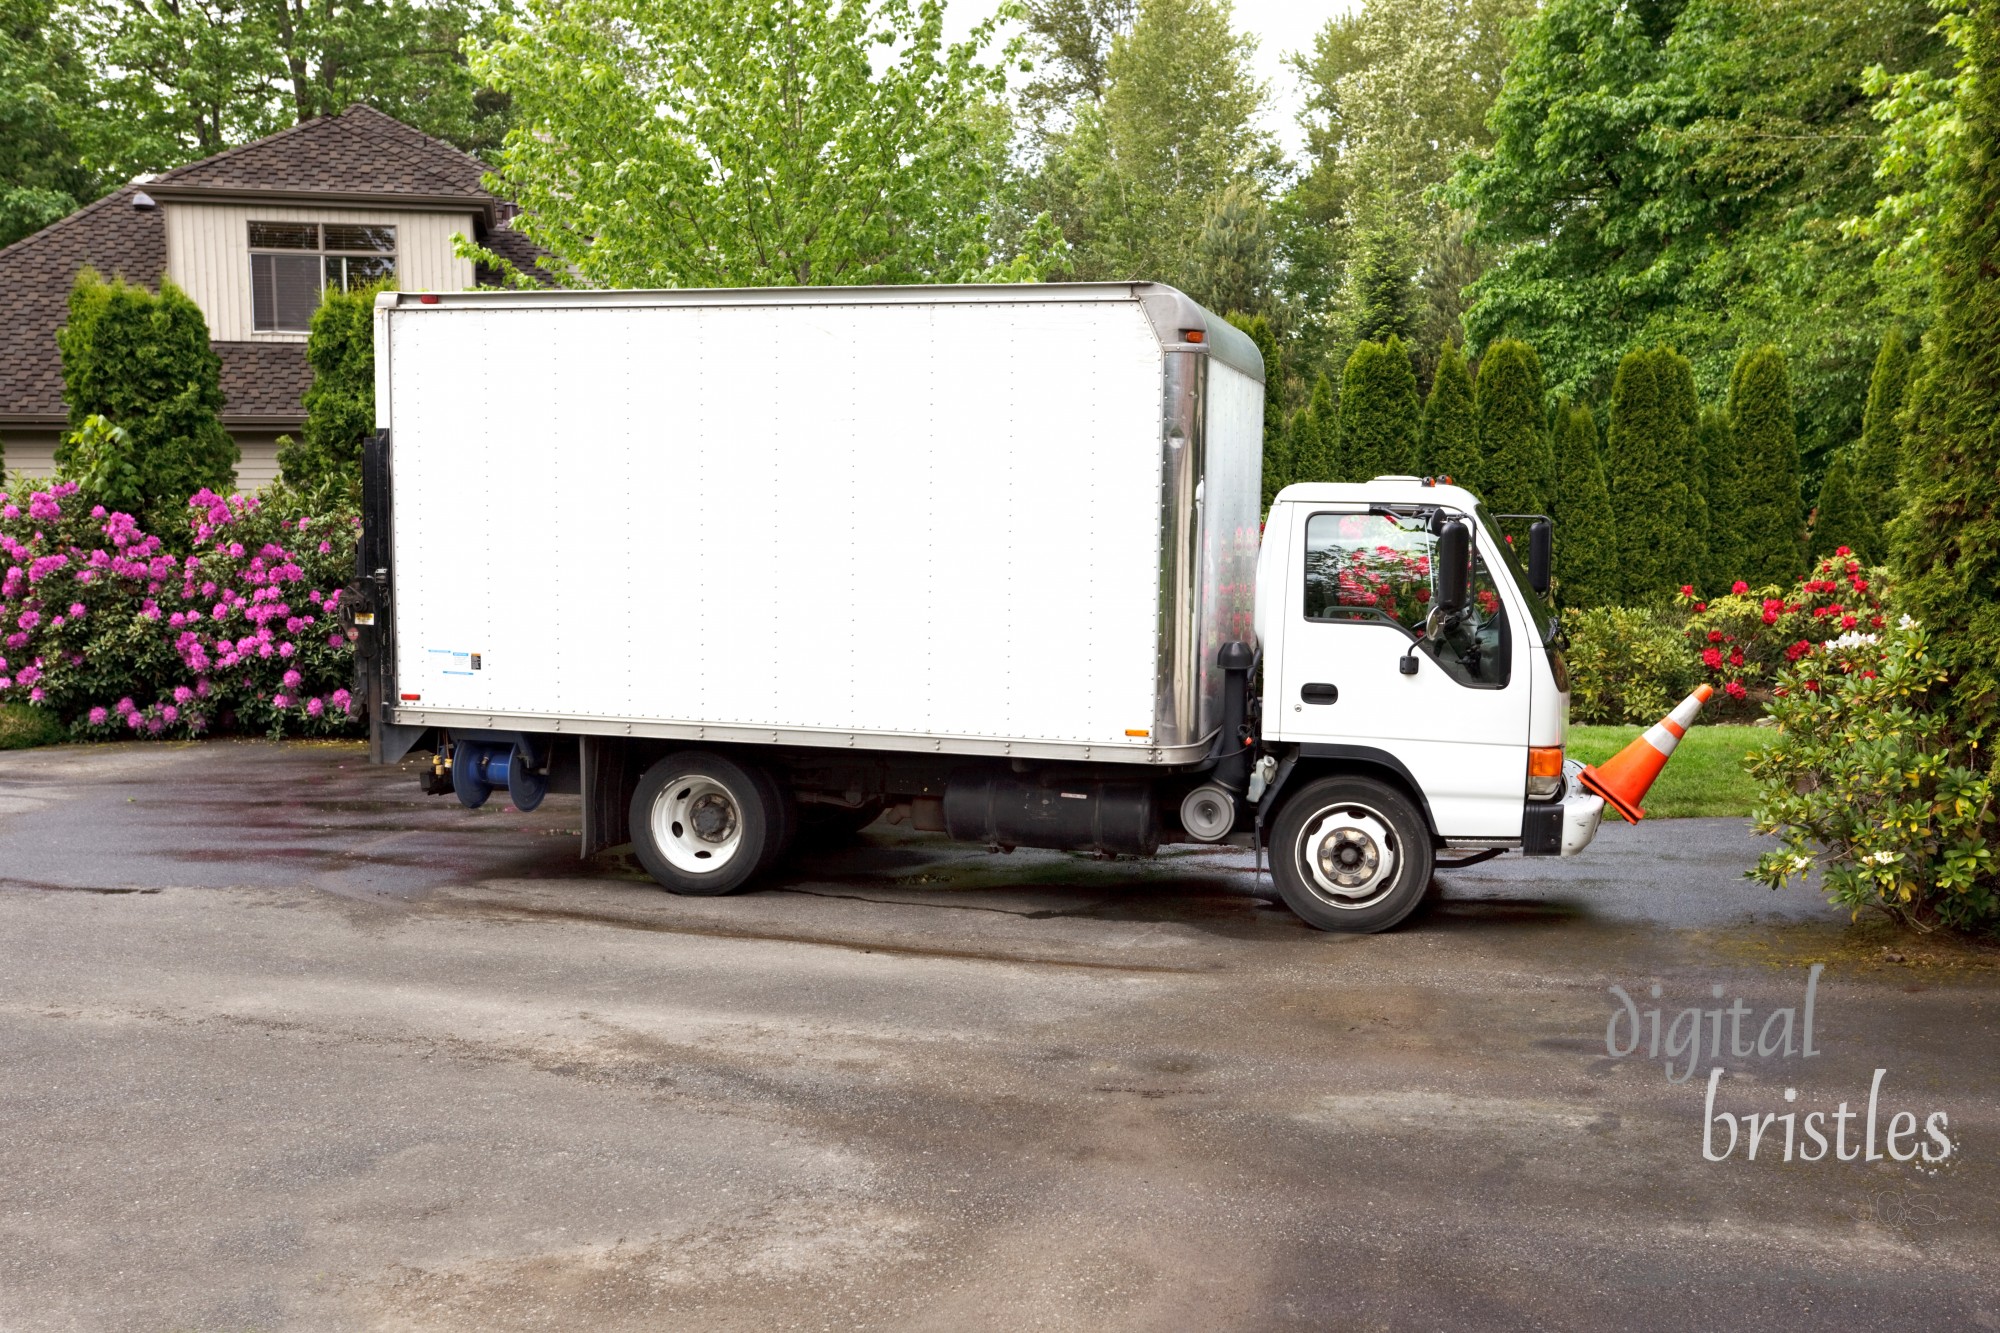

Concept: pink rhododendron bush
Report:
left=0, top=481, right=361, bottom=739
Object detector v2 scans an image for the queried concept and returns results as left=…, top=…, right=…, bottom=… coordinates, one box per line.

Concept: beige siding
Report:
left=2, top=429, right=61, bottom=479
left=165, top=202, right=479, bottom=342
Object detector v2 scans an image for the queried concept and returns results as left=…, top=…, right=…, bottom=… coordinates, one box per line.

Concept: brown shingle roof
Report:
left=154, top=104, right=493, bottom=201
left=216, top=342, right=313, bottom=422
left=0, top=185, right=165, bottom=422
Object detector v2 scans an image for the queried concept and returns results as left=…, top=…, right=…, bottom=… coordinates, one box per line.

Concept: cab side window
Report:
left=1302, top=511, right=1510, bottom=689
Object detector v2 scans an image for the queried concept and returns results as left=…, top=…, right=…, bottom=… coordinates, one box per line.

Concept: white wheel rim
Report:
left=1298, top=804, right=1398, bottom=909
left=651, top=774, right=744, bottom=874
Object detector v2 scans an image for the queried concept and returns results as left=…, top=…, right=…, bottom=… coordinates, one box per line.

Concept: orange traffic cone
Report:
left=1577, top=684, right=1714, bottom=823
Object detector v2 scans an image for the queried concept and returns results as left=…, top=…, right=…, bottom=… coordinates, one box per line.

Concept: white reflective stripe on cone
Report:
left=1666, top=690, right=1708, bottom=731
left=1641, top=722, right=1681, bottom=757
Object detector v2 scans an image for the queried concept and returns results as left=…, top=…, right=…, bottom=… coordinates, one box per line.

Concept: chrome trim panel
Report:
left=1154, top=347, right=1206, bottom=749
left=389, top=708, right=1218, bottom=766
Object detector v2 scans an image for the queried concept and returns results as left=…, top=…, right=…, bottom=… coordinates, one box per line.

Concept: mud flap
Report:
left=580, top=736, right=638, bottom=858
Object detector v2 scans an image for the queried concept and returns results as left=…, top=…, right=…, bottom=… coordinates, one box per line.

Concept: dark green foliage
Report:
left=1348, top=225, right=1417, bottom=347
left=280, top=281, right=385, bottom=497
left=1552, top=400, right=1618, bottom=607
left=1652, top=346, right=1706, bottom=588
left=1, top=0, right=103, bottom=246
left=54, top=270, right=235, bottom=524
left=1474, top=337, right=1550, bottom=515
left=1290, top=373, right=1340, bottom=484
left=1698, top=407, right=1740, bottom=591
left=1850, top=325, right=1914, bottom=559
left=1890, top=0, right=2000, bottom=753
left=1808, top=446, right=1871, bottom=562
left=1421, top=339, right=1480, bottom=492
left=1335, top=337, right=1419, bottom=481
left=1604, top=348, right=1672, bottom=599
left=1727, top=344, right=1806, bottom=586
left=1229, top=312, right=1289, bottom=507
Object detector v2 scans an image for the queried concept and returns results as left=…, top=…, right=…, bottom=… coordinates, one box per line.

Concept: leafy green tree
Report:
left=1851, top=325, right=1915, bottom=555
left=1890, top=0, right=2000, bottom=751
left=1809, top=446, right=1872, bottom=563
left=1228, top=312, right=1288, bottom=506
left=1698, top=406, right=1741, bottom=590
left=1652, top=346, right=1706, bottom=588
left=1033, top=0, right=1277, bottom=297
left=1728, top=344, right=1806, bottom=586
left=472, top=0, right=1054, bottom=288
left=1346, top=223, right=1417, bottom=348
left=1337, top=338, right=1418, bottom=481
left=1553, top=400, right=1618, bottom=608
left=0, top=0, right=107, bottom=246
left=1421, top=339, right=1479, bottom=491
left=1474, top=337, right=1550, bottom=515
left=1017, top=0, right=1135, bottom=141
left=54, top=270, right=236, bottom=523
left=1289, top=372, right=1340, bottom=484
left=1187, top=179, right=1274, bottom=319
left=1453, top=0, right=1945, bottom=471
left=277, top=279, right=386, bottom=496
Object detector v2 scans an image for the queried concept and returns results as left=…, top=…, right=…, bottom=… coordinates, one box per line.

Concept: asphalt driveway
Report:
left=1, top=740, right=1995, bottom=1331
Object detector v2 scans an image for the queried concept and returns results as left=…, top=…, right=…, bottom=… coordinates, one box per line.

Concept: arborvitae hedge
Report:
left=1653, top=347, right=1707, bottom=589
left=1228, top=313, right=1289, bottom=508
left=1288, top=373, right=1338, bottom=484
left=54, top=270, right=235, bottom=526
left=1890, top=0, right=2000, bottom=751
left=1809, top=445, right=1871, bottom=561
left=1850, top=326, right=1914, bottom=562
left=1698, top=406, right=1739, bottom=592
left=1336, top=337, right=1418, bottom=481
left=1553, top=399, right=1618, bottom=607
left=278, top=281, right=385, bottom=496
left=1476, top=338, right=1551, bottom=516
left=1421, top=339, right=1480, bottom=492
left=1727, top=343, right=1806, bottom=586
left=1605, top=347, right=1668, bottom=599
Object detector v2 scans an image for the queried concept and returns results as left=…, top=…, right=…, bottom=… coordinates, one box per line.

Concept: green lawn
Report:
left=1568, top=723, right=1770, bottom=819
left=0, top=703, right=68, bottom=751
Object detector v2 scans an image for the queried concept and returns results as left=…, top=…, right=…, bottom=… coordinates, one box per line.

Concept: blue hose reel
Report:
left=450, top=735, right=549, bottom=812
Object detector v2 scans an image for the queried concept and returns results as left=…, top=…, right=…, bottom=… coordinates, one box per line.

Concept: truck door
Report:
left=1270, top=506, right=1531, bottom=839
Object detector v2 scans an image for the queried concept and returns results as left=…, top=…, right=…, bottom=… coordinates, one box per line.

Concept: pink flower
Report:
left=318, top=541, right=331, bottom=554
left=69, top=602, right=85, bottom=617
left=272, top=693, right=291, bottom=709
left=116, top=697, right=136, bottom=714
left=174, top=686, right=194, bottom=704
left=306, top=697, right=325, bottom=717
left=282, top=669, right=303, bottom=688
left=88, top=706, right=108, bottom=726
left=161, top=704, right=178, bottom=724
left=331, top=688, right=352, bottom=710
left=125, top=711, right=142, bottom=730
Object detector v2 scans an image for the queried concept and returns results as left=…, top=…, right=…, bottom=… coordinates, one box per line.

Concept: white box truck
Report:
left=347, top=282, right=1605, bottom=932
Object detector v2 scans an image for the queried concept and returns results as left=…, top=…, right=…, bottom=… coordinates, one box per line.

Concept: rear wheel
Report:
left=630, top=751, right=777, bottom=896
left=1269, top=776, right=1434, bottom=933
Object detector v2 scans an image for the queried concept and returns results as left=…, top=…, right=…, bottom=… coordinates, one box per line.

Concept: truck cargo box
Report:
left=372, top=282, right=1263, bottom=764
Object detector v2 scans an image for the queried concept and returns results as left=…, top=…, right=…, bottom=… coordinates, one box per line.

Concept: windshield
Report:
left=1475, top=502, right=1556, bottom=645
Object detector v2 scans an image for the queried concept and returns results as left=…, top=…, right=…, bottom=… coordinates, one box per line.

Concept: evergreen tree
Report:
left=54, top=269, right=235, bottom=525
left=1289, top=372, right=1340, bottom=483
left=1348, top=224, right=1418, bottom=347
left=1605, top=347, right=1669, bottom=600
left=1421, top=338, right=1480, bottom=492
left=1890, top=0, right=2000, bottom=750
left=1698, top=407, right=1740, bottom=591
left=1727, top=344, right=1806, bottom=586
left=1652, top=346, right=1707, bottom=588
left=1229, top=313, right=1288, bottom=507
left=1850, top=325, right=1913, bottom=560
left=1474, top=337, right=1550, bottom=515
left=1336, top=337, right=1419, bottom=480
left=1809, top=446, right=1872, bottom=561
left=1553, top=399, right=1618, bottom=607
left=278, top=279, right=387, bottom=497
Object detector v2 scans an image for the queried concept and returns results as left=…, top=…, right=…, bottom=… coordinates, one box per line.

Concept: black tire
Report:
left=796, top=800, right=884, bottom=844
left=630, top=750, right=778, bottom=896
left=748, top=764, right=798, bottom=870
left=1268, top=776, right=1435, bottom=933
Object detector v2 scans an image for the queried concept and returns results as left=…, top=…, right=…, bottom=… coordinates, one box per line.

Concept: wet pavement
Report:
left=1, top=739, right=1996, bottom=1331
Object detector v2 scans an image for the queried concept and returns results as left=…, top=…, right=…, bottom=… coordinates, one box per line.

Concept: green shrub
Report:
left=1553, top=399, right=1618, bottom=607
left=1674, top=549, right=1889, bottom=717
left=1726, top=343, right=1806, bottom=586
left=1421, top=339, right=1480, bottom=491
left=1653, top=347, right=1706, bottom=588
left=278, top=279, right=390, bottom=499
left=1562, top=605, right=1701, bottom=725
left=1474, top=337, right=1551, bottom=514
left=1850, top=325, right=1913, bottom=563
left=0, top=701, right=67, bottom=749
left=1698, top=406, right=1740, bottom=594
left=1807, top=445, right=1871, bottom=562
left=1606, top=347, right=1701, bottom=600
left=1748, top=619, right=1997, bottom=933
left=1336, top=336, right=1419, bottom=480
left=1228, top=313, right=1289, bottom=507
left=1289, top=372, right=1338, bottom=485
left=53, top=270, right=236, bottom=529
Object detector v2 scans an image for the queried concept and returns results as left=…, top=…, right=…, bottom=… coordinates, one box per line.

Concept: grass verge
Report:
left=0, top=702, right=69, bottom=751
left=1568, top=723, right=1771, bottom=819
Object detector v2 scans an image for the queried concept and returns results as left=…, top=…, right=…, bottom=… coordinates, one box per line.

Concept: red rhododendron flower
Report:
left=1840, top=614, right=1857, bottom=629
left=1762, top=608, right=1780, bottom=624
left=1836, top=546, right=1851, bottom=556
left=1731, top=580, right=1748, bottom=594
left=1729, top=651, right=1743, bottom=667
left=1680, top=585, right=1694, bottom=596
left=1725, top=680, right=1747, bottom=700
left=1703, top=647, right=1724, bottom=669
left=1695, top=602, right=1707, bottom=611
left=1708, top=630, right=1724, bottom=643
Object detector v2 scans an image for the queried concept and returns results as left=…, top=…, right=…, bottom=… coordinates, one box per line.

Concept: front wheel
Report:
left=630, top=751, right=778, bottom=896
left=1268, top=776, right=1434, bottom=933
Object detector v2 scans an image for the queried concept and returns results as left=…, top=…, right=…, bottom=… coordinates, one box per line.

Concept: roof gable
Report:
left=153, top=104, right=494, bottom=201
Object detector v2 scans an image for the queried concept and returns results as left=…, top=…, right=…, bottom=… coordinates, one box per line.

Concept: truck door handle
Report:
left=1300, top=683, right=1339, bottom=705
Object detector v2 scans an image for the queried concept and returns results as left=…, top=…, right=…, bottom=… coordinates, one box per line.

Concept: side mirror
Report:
left=1436, top=519, right=1471, bottom=614
left=1529, top=518, right=1553, bottom=596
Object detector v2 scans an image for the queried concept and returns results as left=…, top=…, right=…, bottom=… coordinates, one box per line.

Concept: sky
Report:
left=944, top=0, right=1364, bottom=164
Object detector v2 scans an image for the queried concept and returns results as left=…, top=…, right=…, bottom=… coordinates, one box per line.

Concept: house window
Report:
left=249, top=222, right=396, bottom=332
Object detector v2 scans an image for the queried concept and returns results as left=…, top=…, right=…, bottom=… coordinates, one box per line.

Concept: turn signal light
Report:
left=1528, top=746, right=1564, bottom=798
left=1181, top=329, right=1204, bottom=343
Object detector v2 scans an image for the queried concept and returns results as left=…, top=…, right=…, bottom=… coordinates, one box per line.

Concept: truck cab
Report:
left=1247, top=478, right=1604, bottom=930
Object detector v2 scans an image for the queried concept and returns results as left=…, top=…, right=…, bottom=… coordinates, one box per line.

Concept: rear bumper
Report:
left=1558, top=759, right=1605, bottom=856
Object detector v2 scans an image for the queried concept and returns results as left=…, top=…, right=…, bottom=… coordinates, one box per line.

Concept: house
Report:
left=0, top=105, right=543, bottom=488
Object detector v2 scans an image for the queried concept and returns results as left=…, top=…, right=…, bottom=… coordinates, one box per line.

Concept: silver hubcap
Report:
left=1299, top=804, right=1398, bottom=909
left=651, top=775, right=743, bottom=874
